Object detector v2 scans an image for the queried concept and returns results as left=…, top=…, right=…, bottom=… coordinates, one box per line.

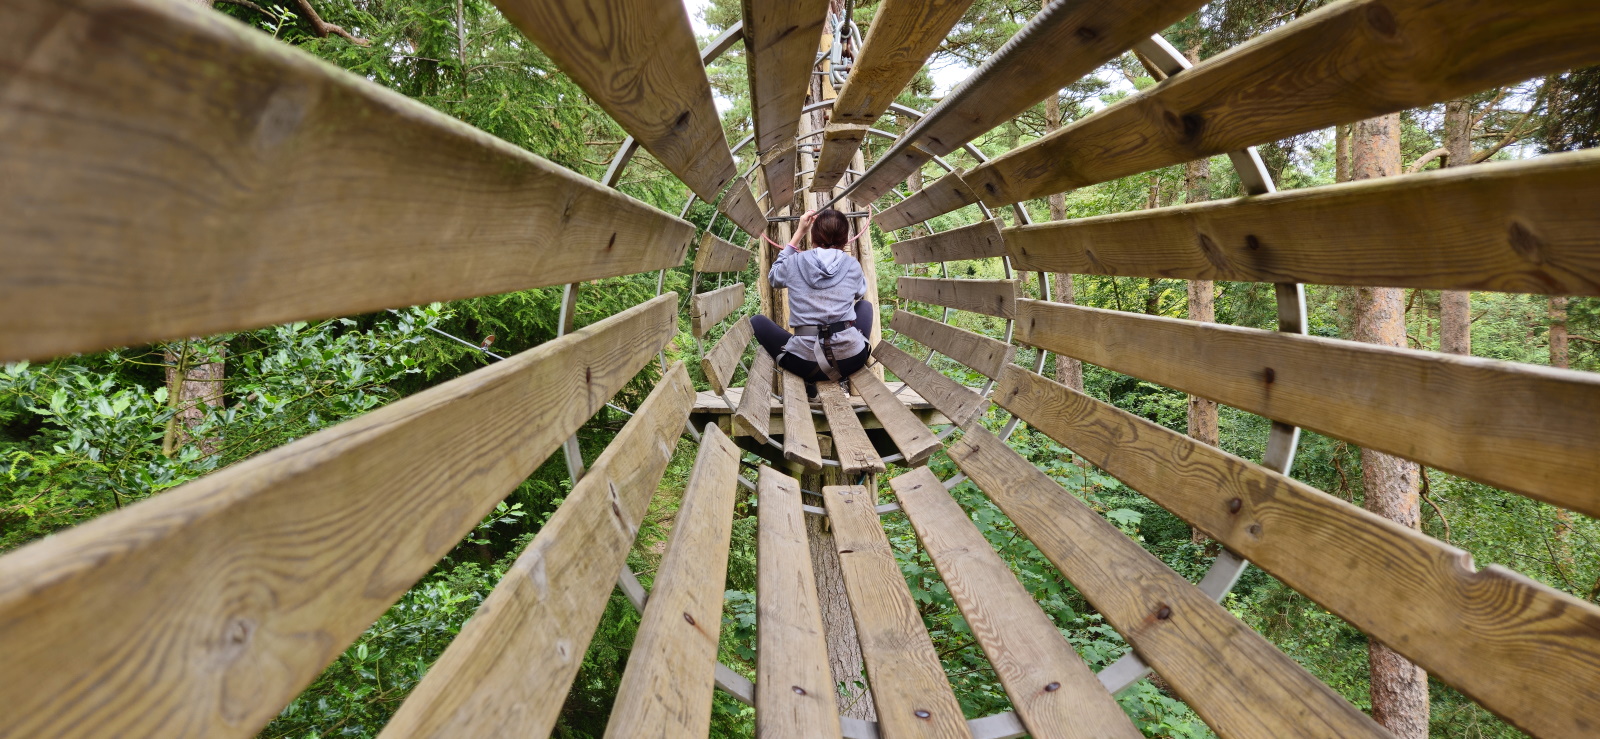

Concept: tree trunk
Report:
left=1335, top=123, right=1353, bottom=184
left=1550, top=296, right=1569, bottom=369
left=798, top=438, right=875, bottom=720
left=1352, top=113, right=1429, bottom=739
left=163, top=339, right=225, bottom=457
left=1184, top=146, right=1218, bottom=545
left=1438, top=100, right=1474, bottom=356
left=1042, top=94, right=1084, bottom=392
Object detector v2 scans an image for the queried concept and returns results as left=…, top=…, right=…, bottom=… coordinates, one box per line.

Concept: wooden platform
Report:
left=693, top=381, right=953, bottom=437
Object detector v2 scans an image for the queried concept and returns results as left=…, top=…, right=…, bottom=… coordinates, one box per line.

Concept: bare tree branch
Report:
left=295, top=0, right=370, bottom=46
left=1407, top=147, right=1450, bottom=173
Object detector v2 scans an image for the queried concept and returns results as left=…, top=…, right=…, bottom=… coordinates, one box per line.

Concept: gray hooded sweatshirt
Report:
left=768, top=245, right=868, bottom=363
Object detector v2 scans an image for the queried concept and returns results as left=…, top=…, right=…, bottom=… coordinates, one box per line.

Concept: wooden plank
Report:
left=743, top=0, right=831, bottom=210
left=852, top=141, right=936, bottom=204
left=781, top=370, right=823, bottom=470
left=822, top=485, right=971, bottom=739
left=721, top=179, right=772, bottom=237
left=760, top=142, right=801, bottom=212
left=898, top=277, right=1016, bottom=319
left=873, top=170, right=980, bottom=231
left=891, top=219, right=1006, bottom=265
left=756, top=466, right=844, bottom=739
left=702, top=316, right=754, bottom=394
left=1006, top=148, right=1600, bottom=295
left=1015, top=299, right=1600, bottom=518
left=891, top=467, right=1141, bottom=739
left=605, top=424, right=742, bottom=737
left=963, top=0, right=1600, bottom=208
left=948, top=426, right=1387, bottom=738
left=735, top=347, right=778, bottom=444
left=817, top=381, right=886, bottom=475
left=850, top=369, right=941, bottom=466
left=889, top=309, right=1015, bottom=380
left=0, top=0, right=696, bottom=364
left=691, top=282, right=747, bottom=337
left=812, top=123, right=870, bottom=192
left=996, top=365, right=1600, bottom=737
left=872, top=341, right=987, bottom=427
left=694, top=231, right=757, bottom=273
left=0, top=294, right=679, bottom=738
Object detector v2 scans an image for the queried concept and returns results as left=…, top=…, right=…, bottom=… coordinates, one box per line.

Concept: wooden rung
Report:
left=996, top=364, right=1600, bottom=737
left=0, top=0, right=696, bottom=365
left=1015, top=298, right=1600, bottom=519
left=889, top=309, right=1016, bottom=380
left=759, top=141, right=801, bottom=212
left=1006, top=148, right=1600, bottom=295
left=874, top=170, right=980, bottom=232
left=812, top=123, right=870, bottom=192
left=691, top=282, right=747, bottom=338
left=702, top=316, right=754, bottom=394
left=693, top=230, right=756, bottom=274
left=756, top=466, right=843, bottom=738
left=720, top=180, right=771, bottom=237
left=852, top=141, right=935, bottom=204
left=890, top=219, right=1006, bottom=265
left=898, top=277, right=1015, bottom=319
left=781, top=370, right=823, bottom=470
left=734, top=348, right=778, bottom=444
left=821, top=485, right=972, bottom=738
left=872, top=341, right=987, bottom=427
left=962, top=0, right=1600, bottom=208
left=817, top=381, right=886, bottom=475
left=605, top=424, right=741, bottom=737
left=947, top=426, right=1387, bottom=738
left=851, top=369, right=941, bottom=466
left=891, top=468, right=1140, bottom=739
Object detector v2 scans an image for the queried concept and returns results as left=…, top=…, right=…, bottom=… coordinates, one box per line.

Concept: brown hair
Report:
left=809, top=208, right=850, bottom=248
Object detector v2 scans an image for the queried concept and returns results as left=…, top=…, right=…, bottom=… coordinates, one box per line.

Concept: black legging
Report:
left=751, top=301, right=874, bottom=381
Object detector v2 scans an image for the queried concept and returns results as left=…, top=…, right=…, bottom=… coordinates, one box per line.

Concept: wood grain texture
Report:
left=694, top=230, right=756, bottom=274
left=0, top=0, right=694, bottom=364
left=851, top=369, right=941, bottom=466
left=1015, top=299, right=1600, bottom=517
left=735, top=347, right=778, bottom=444
left=874, top=170, right=980, bottom=231
left=721, top=179, right=772, bottom=237
left=817, top=381, right=886, bottom=475
left=691, top=282, right=747, bottom=338
left=760, top=142, right=801, bottom=212
left=494, top=0, right=737, bottom=202
left=948, top=427, right=1387, bottom=739
left=872, top=342, right=987, bottom=427
left=1005, top=149, right=1600, bottom=295
left=0, top=294, right=679, bottom=738
left=381, top=360, right=693, bottom=738
left=756, top=466, right=844, bottom=739
left=605, top=424, right=741, bottom=738
left=823, top=485, right=972, bottom=739
left=742, top=0, right=831, bottom=209
left=891, top=219, right=1006, bottom=265
left=898, top=278, right=1016, bottom=319
left=963, top=0, right=1600, bottom=207
left=891, top=467, right=1141, bottom=739
left=996, top=365, right=1600, bottom=738
left=781, top=370, right=823, bottom=470
left=852, top=141, right=936, bottom=204
left=889, top=309, right=1015, bottom=380
left=813, top=123, right=870, bottom=193
left=702, top=316, right=754, bottom=394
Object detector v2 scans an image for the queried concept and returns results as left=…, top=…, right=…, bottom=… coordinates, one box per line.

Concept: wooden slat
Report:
left=756, top=466, right=844, bottom=739
left=721, top=179, right=772, bottom=237
left=898, top=277, right=1016, bottom=319
left=701, top=316, right=754, bottom=394
left=694, top=231, right=757, bottom=273
left=691, top=282, right=747, bottom=337
left=891, top=467, right=1141, bottom=739
left=735, top=347, right=778, bottom=444
left=0, top=294, right=678, bottom=738
left=813, top=123, right=870, bottom=192
left=817, top=381, right=886, bottom=475
left=872, top=341, right=987, bottom=427
left=963, top=0, right=1600, bottom=208
left=759, top=143, right=801, bottom=212
left=891, top=219, right=1006, bottom=265
left=382, top=360, right=693, bottom=737
left=889, top=309, right=1015, bottom=380
left=873, top=170, right=979, bottom=231
left=1015, top=299, right=1600, bottom=518
left=743, top=0, right=830, bottom=209
left=822, top=485, right=971, bottom=739
left=996, top=365, right=1600, bottom=737
left=781, top=370, right=823, bottom=470
left=850, top=369, right=941, bottom=466
left=1006, top=148, right=1600, bottom=295
left=605, top=424, right=741, bottom=737
left=948, top=427, right=1387, bottom=738
left=0, top=0, right=695, bottom=364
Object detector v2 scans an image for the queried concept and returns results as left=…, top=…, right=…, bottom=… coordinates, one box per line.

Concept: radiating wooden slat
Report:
left=734, top=348, right=778, bottom=444
left=891, top=219, right=1006, bottom=265
left=813, top=123, right=870, bottom=192
left=948, top=427, right=1387, bottom=738
left=760, top=143, right=801, bottom=212
left=817, top=381, right=886, bottom=475
left=872, top=341, right=987, bottom=427
left=694, top=231, right=757, bottom=273
left=781, top=370, right=823, bottom=470
left=702, top=316, right=754, bottom=394
left=891, top=467, right=1141, bottom=739
left=898, top=277, right=1016, bottom=319
left=1006, top=149, right=1600, bottom=295
left=756, top=466, right=844, bottom=739
left=742, top=0, right=832, bottom=210
left=851, top=369, right=941, bottom=466
left=721, top=179, right=772, bottom=237
left=963, top=0, right=1600, bottom=208
left=996, top=365, right=1600, bottom=737
left=605, top=424, right=741, bottom=737
left=873, top=170, right=980, bottom=231
left=0, top=294, right=678, bottom=738
left=1015, top=299, right=1600, bottom=518
left=691, top=282, right=747, bottom=337
left=0, top=0, right=695, bottom=364
left=889, top=309, right=1015, bottom=380
left=822, top=485, right=972, bottom=739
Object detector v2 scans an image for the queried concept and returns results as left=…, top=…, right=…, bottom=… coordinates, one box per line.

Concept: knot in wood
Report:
left=1228, top=497, right=1243, bottom=514
left=1044, top=682, right=1061, bottom=692
left=914, top=709, right=931, bottom=719
left=1156, top=605, right=1173, bottom=620
left=792, top=686, right=807, bottom=695
left=683, top=612, right=696, bottom=626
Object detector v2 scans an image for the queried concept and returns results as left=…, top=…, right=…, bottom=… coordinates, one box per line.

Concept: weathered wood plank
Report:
left=0, top=295, right=679, bottom=738
left=694, top=231, right=757, bottom=274
left=0, top=0, right=695, bottom=364
left=891, top=467, right=1141, bottom=739
left=823, top=484, right=972, bottom=738
left=781, top=370, right=823, bottom=470
left=891, top=219, right=1006, bottom=265
left=872, top=341, right=987, bottom=427
left=817, top=381, right=886, bottom=475
left=702, top=316, right=754, bottom=394
left=813, top=123, right=870, bottom=192
left=735, top=347, right=778, bottom=444
left=691, top=282, right=747, bottom=338
left=721, top=179, right=772, bottom=237
left=963, top=0, right=1600, bottom=207
left=898, top=278, right=1016, bottom=319
left=1006, top=149, right=1600, bottom=295
left=760, top=142, right=801, bottom=212
left=756, top=466, right=843, bottom=739
left=742, top=0, right=831, bottom=209
left=851, top=369, right=941, bottom=466
left=873, top=170, right=980, bottom=232
left=605, top=424, right=741, bottom=737
left=1015, top=299, right=1600, bottom=518
left=996, top=365, right=1600, bottom=737
left=889, top=309, right=1015, bottom=380
left=948, top=427, right=1386, bottom=738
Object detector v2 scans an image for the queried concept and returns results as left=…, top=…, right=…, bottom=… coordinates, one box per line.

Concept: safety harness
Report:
left=789, top=317, right=856, bottom=381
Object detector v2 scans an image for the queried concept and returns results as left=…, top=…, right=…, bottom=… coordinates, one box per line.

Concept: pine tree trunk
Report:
left=1550, top=296, right=1569, bottom=369
left=1438, top=99, right=1474, bottom=356
left=798, top=438, right=875, bottom=720
left=163, top=339, right=225, bottom=457
left=1184, top=149, right=1218, bottom=545
left=1043, top=94, right=1083, bottom=392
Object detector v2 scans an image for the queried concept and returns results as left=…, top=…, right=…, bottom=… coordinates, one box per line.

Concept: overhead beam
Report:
left=742, top=0, right=833, bottom=209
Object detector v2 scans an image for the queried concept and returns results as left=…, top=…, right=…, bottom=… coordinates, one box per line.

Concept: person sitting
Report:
left=751, top=208, right=874, bottom=393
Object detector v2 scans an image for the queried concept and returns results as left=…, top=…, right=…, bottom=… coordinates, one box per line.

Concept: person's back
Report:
left=752, top=209, right=875, bottom=388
